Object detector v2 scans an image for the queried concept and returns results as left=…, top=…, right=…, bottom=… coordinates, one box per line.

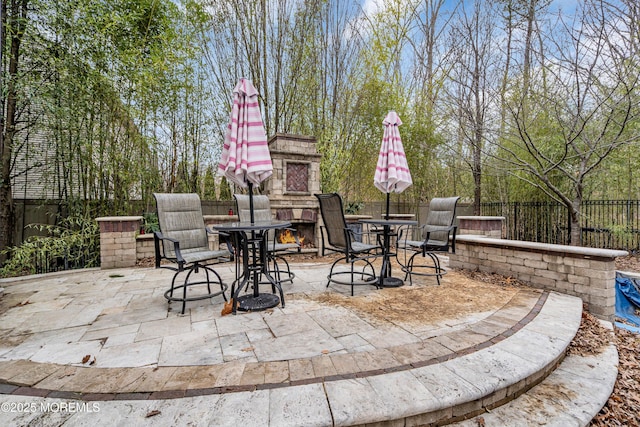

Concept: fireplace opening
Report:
left=278, top=224, right=315, bottom=249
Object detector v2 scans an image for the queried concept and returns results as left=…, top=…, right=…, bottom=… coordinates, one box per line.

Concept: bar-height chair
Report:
left=153, top=193, right=230, bottom=314
left=397, top=196, right=460, bottom=285
left=234, top=194, right=300, bottom=283
left=315, top=193, right=381, bottom=295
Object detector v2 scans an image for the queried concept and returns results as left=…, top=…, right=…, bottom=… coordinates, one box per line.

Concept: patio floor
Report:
left=0, top=257, right=615, bottom=426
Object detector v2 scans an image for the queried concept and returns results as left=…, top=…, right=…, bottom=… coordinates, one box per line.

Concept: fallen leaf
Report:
left=321, top=350, right=330, bottom=354
left=221, top=299, right=236, bottom=316
left=11, top=300, right=31, bottom=308
left=146, top=410, right=161, bottom=418
left=81, top=355, right=91, bottom=364
left=241, top=347, right=255, bottom=352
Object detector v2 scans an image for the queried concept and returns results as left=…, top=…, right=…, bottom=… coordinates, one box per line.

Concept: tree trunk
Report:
left=569, top=211, right=581, bottom=246
left=569, top=199, right=582, bottom=246
left=0, top=0, right=28, bottom=259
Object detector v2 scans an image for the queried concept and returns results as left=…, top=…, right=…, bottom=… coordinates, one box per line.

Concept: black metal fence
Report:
left=33, top=242, right=100, bottom=275
left=481, top=200, right=640, bottom=252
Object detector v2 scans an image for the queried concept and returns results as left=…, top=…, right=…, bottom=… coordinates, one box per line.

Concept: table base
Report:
left=380, top=277, right=404, bottom=288
left=236, top=293, right=280, bottom=311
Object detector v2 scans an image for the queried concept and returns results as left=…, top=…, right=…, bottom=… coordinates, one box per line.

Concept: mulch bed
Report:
left=304, top=271, right=520, bottom=326
left=588, top=255, right=640, bottom=426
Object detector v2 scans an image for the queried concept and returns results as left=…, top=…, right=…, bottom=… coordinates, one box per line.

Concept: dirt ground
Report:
left=305, top=272, right=521, bottom=326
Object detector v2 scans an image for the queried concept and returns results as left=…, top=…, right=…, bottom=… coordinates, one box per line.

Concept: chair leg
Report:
left=327, top=257, right=343, bottom=288
left=405, top=252, right=419, bottom=286
left=182, top=267, right=199, bottom=314
left=270, top=256, right=279, bottom=293
left=203, top=265, right=228, bottom=301
left=427, top=252, right=442, bottom=285
left=350, top=262, right=355, bottom=296
left=203, top=264, right=212, bottom=294
left=164, top=263, right=228, bottom=315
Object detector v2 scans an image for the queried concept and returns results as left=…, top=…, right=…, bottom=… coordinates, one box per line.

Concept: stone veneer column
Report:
left=96, top=216, right=142, bottom=269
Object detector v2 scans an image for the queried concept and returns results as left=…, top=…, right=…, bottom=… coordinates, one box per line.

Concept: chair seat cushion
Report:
left=400, top=239, right=448, bottom=251
left=181, top=248, right=231, bottom=264
left=351, top=241, right=378, bottom=253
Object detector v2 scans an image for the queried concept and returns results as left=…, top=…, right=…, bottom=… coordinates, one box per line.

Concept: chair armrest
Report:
left=319, top=225, right=327, bottom=256
left=422, top=224, right=457, bottom=242
left=421, top=225, right=458, bottom=253
left=397, top=224, right=422, bottom=241
left=153, top=231, right=186, bottom=265
left=206, top=227, right=230, bottom=238
left=451, top=226, right=458, bottom=253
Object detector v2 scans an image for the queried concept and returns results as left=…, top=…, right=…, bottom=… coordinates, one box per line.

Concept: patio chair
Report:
left=153, top=193, right=230, bottom=314
left=397, top=196, right=460, bottom=285
left=234, top=194, right=300, bottom=283
left=315, top=193, right=381, bottom=295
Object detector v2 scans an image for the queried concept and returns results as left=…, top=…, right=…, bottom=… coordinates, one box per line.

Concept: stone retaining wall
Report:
left=96, top=216, right=143, bottom=269
left=136, top=234, right=155, bottom=261
left=449, top=235, right=628, bottom=319
left=98, top=215, right=239, bottom=268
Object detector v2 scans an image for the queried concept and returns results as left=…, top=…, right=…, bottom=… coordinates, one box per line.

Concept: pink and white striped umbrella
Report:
left=374, top=111, right=412, bottom=194
left=218, top=78, right=272, bottom=188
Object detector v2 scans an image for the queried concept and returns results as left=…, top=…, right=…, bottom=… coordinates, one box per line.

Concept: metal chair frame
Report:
left=315, top=193, right=382, bottom=295
left=153, top=193, right=230, bottom=314
left=397, top=196, right=460, bottom=286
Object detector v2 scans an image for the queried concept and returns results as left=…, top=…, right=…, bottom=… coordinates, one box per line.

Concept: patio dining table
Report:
left=359, top=218, right=418, bottom=288
left=212, top=220, right=291, bottom=314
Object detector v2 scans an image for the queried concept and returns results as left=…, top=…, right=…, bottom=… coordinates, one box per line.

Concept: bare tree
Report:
left=445, top=0, right=498, bottom=214
left=497, top=0, right=640, bottom=245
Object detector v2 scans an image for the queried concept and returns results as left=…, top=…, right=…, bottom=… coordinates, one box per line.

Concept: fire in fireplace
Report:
left=277, top=224, right=315, bottom=248
left=279, top=229, right=304, bottom=246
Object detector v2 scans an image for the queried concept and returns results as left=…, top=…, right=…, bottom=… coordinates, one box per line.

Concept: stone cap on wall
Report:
left=456, top=234, right=628, bottom=260
left=96, top=216, right=143, bottom=222
left=457, top=216, right=505, bottom=220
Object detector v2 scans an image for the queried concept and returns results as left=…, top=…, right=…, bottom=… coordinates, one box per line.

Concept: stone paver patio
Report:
left=0, top=258, right=615, bottom=426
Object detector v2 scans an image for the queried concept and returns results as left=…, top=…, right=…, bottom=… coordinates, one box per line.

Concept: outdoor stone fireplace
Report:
left=265, top=133, right=321, bottom=252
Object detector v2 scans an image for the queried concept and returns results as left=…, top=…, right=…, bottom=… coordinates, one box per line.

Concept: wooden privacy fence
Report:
left=481, top=200, right=640, bottom=251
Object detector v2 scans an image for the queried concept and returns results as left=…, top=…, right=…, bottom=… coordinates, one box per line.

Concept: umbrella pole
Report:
left=248, top=182, right=255, bottom=224
left=385, top=192, right=390, bottom=220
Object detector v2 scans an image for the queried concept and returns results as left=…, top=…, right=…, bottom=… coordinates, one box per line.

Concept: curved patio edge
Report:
left=0, top=291, right=592, bottom=426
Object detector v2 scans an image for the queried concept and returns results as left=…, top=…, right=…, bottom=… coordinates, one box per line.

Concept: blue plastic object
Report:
left=615, top=272, right=640, bottom=328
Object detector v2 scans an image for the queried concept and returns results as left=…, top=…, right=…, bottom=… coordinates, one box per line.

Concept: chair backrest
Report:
left=234, top=194, right=272, bottom=223
left=154, top=193, right=208, bottom=258
left=423, top=196, right=460, bottom=243
left=315, top=193, right=349, bottom=250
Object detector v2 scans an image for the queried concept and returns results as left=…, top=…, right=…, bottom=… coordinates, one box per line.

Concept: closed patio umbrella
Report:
left=218, top=78, right=272, bottom=223
left=374, top=111, right=412, bottom=218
